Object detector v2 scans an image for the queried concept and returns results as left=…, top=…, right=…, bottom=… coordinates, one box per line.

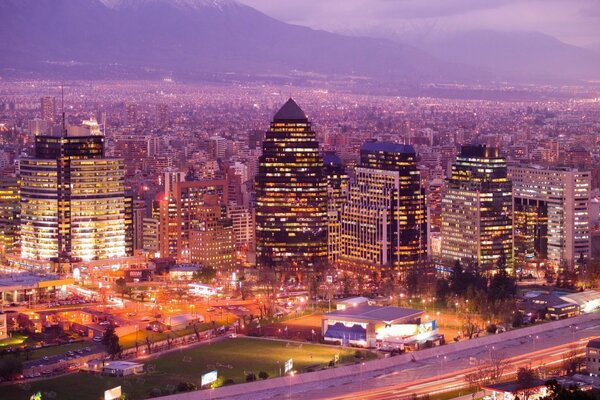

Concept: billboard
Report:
left=201, top=370, right=218, bottom=387
left=284, top=358, right=293, bottom=373
left=104, top=386, right=122, bottom=400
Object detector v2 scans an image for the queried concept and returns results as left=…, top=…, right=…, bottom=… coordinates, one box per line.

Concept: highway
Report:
left=324, top=339, right=590, bottom=400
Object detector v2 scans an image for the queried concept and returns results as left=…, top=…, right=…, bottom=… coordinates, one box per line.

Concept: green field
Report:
left=3, top=337, right=375, bottom=400
left=0, top=334, right=29, bottom=347
left=118, top=320, right=227, bottom=349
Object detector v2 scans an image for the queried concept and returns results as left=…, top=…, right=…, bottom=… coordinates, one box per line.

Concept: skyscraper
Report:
left=441, top=145, right=513, bottom=273
left=255, top=98, right=327, bottom=276
left=0, top=176, right=19, bottom=258
left=19, top=126, right=126, bottom=269
left=323, top=151, right=348, bottom=263
left=509, top=165, right=590, bottom=271
left=340, top=141, right=427, bottom=278
left=40, top=96, right=56, bottom=123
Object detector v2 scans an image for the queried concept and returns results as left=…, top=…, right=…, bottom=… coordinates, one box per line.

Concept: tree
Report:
left=115, top=278, right=129, bottom=299
left=176, top=382, right=197, bottom=392
left=516, top=366, right=539, bottom=400
left=101, top=325, right=122, bottom=360
left=435, top=279, right=451, bottom=302
left=0, top=357, right=22, bottom=380
left=406, top=267, right=420, bottom=296
left=341, top=273, right=352, bottom=297
left=542, top=379, right=600, bottom=399
left=562, top=344, right=584, bottom=375
left=466, top=350, right=508, bottom=387
left=488, top=269, right=517, bottom=303
left=193, top=266, right=217, bottom=283
left=258, top=371, right=269, bottom=380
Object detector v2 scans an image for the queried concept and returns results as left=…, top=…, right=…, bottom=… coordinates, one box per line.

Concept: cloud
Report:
left=239, top=0, right=600, bottom=47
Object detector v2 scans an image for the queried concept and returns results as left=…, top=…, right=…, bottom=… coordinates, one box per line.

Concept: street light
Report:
left=288, top=371, right=295, bottom=399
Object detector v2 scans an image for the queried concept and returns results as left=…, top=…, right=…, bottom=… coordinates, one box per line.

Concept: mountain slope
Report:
left=422, top=30, right=600, bottom=82
left=0, top=0, right=460, bottom=82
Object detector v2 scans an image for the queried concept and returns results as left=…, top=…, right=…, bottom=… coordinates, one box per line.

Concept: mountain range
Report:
left=0, top=0, right=598, bottom=84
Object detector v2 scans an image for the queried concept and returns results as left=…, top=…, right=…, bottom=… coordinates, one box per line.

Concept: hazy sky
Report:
left=240, top=0, right=600, bottom=48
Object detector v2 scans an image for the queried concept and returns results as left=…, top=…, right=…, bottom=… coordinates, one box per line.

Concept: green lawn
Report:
left=0, top=334, right=29, bottom=347
left=2, top=337, right=375, bottom=400
left=119, top=320, right=227, bottom=349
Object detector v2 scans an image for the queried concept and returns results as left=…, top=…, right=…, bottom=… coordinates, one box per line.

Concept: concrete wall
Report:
left=157, top=312, right=600, bottom=400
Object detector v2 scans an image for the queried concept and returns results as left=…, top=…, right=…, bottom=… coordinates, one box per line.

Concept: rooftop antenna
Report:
left=61, top=82, right=66, bottom=137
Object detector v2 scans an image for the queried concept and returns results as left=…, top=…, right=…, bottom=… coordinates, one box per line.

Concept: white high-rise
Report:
left=509, top=165, right=591, bottom=270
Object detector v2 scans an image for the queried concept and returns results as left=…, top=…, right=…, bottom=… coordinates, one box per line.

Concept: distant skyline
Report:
left=240, top=0, right=600, bottom=48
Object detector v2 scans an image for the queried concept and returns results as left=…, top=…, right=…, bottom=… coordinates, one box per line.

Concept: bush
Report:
left=246, top=372, right=256, bottom=382
left=176, top=382, right=197, bottom=392
left=223, top=378, right=235, bottom=386
left=486, top=324, right=497, bottom=334
left=258, top=371, right=269, bottom=380
left=512, top=312, right=523, bottom=328
left=148, top=388, right=162, bottom=398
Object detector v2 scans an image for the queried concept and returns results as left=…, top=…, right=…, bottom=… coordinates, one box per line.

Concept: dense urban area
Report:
left=0, top=78, right=599, bottom=400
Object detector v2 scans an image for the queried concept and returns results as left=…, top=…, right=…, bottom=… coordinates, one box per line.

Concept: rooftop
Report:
left=360, top=141, right=415, bottom=155
left=587, top=339, right=600, bottom=349
left=482, top=379, right=546, bottom=393
left=273, top=98, right=307, bottom=121
left=324, top=305, right=423, bottom=323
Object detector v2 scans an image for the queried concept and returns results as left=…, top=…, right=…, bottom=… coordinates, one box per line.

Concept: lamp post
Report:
left=288, top=371, right=295, bottom=399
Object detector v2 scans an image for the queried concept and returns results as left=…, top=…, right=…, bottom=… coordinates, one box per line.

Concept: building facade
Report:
left=323, top=151, right=348, bottom=263
left=441, top=145, right=513, bottom=273
left=19, top=129, right=127, bottom=268
left=255, top=98, right=328, bottom=276
left=509, top=165, right=591, bottom=271
left=340, top=141, right=427, bottom=278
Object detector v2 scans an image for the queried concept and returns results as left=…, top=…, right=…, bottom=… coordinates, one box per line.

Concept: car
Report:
left=43, top=356, right=49, bottom=361
left=206, top=307, right=216, bottom=312
left=229, top=333, right=237, bottom=338
left=93, top=337, right=102, bottom=343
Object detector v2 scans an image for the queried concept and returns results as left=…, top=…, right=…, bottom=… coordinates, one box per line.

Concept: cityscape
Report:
left=1, top=1, right=600, bottom=400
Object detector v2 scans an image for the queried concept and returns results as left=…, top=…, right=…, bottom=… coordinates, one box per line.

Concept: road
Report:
left=323, top=339, right=589, bottom=400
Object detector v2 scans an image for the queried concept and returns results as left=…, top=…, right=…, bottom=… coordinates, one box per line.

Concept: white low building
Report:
left=102, top=361, right=144, bottom=376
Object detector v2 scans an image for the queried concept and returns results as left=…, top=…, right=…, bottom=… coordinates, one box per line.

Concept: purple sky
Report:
left=240, top=0, right=600, bottom=48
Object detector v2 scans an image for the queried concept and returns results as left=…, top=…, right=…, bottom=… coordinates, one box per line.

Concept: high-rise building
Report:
left=208, top=136, right=228, bottom=160
left=323, top=151, right=348, bottom=263
left=340, top=141, right=427, bottom=278
left=441, top=145, right=513, bottom=273
left=126, top=103, right=137, bottom=126
left=156, top=178, right=228, bottom=261
left=40, top=97, right=56, bottom=123
left=189, top=195, right=234, bottom=271
left=113, top=134, right=153, bottom=176
left=19, top=128, right=126, bottom=268
left=227, top=204, right=254, bottom=251
left=132, top=200, right=146, bottom=254
left=509, top=165, right=590, bottom=271
left=157, top=103, right=169, bottom=127
left=0, top=176, right=19, bottom=258
left=255, top=98, right=327, bottom=276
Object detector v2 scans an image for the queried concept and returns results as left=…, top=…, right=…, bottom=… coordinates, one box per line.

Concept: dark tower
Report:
left=255, top=99, right=327, bottom=278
